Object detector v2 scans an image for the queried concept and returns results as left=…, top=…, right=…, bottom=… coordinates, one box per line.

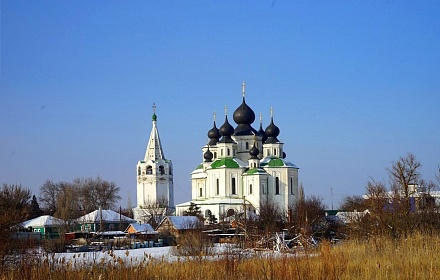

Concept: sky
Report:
left=1, top=1, right=439, bottom=210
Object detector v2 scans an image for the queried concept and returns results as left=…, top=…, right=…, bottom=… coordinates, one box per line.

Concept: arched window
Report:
left=216, top=179, right=220, bottom=195
left=205, top=209, right=212, bottom=218
left=231, top=178, right=236, bottom=195
left=275, top=177, right=280, bottom=195
left=159, top=165, right=165, bottom=175
left=245, top=142, right=249, bottom=150
left=227, top=148, right=230, bottom=156
left=199, top=187, right=203, bottom=197
left=227, top=209, right=235, bottom=217
left=249, top=184, right=253, bottom=195
left=274, top=148, right=277, bottom=156
left=146, top=166, right=153, bottom=175
left=138, top=166, right=141, bottom=175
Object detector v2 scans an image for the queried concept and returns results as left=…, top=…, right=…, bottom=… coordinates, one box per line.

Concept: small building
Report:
left=77, top=209, right=136, bottom=232
left=20, top=215, right=65, bottom=238
left=125, top=223, right=156, bottom=234
left=156, top=216, right=202, bottom=239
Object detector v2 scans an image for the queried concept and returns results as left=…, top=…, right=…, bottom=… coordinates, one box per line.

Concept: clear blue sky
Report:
left=1, top=1, right=439, bottom=209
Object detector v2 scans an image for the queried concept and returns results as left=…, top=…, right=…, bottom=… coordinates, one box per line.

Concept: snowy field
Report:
left=49, top=246, right=177, bottom=267
left=44, top=245, right=292, bottom=268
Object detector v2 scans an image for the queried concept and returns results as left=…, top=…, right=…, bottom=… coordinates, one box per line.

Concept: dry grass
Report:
left=1, top=233, right=439, bottom=279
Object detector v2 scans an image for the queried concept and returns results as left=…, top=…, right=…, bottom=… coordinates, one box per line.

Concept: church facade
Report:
left=133, top=105, right=174, bottom=223
left=175, top=83, right=299, bottom=222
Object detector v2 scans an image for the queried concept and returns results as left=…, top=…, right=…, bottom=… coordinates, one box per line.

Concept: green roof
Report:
left=196, top=163, right=203, bottom=170
left=210, top=158, right=240, bottom=169
left=261, top=158, right=285, bottom=167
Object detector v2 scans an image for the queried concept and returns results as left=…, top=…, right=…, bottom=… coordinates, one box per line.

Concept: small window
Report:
left=159, top=165, right=165, bottom=175
left=274, top=149, right=277, bottom=156
left=146, top=166, right=153, bottom=174
left=246, top=142, right=249, bottom=150
left=199, top=187, right=203, bottom=197
left=216, top=179, right=220, bottom=195
left=249, top=184, right=253, bottom=195
left=267, top=149, right=270, bottom=156
left=221, top=149, right=223, bottom=156
left=227, top=148, right=230, bottom=156
left=275, top=177, right=280, bottom=195
left=227, top=209, right=235, bottom=217
left=138, top=166, right=141, bottom=175
left=231, top=178, right=236, bottom=195
left=214, top=152, right=217, bottom=159
left=205, top=209, right=212, bottom=218
left=169, top=167, right=173, bottom=175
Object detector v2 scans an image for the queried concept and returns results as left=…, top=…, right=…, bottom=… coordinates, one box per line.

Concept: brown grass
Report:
left=1, top=233, right=439, bottom=279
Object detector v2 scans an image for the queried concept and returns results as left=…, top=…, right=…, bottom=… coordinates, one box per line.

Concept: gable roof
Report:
left=125, top=223, right=156, bottom=234
left=158, top=216, right=200, bottom=230
left=77, top=209, right=136, bottom=224
left=21, top=215, right=64, bottom=228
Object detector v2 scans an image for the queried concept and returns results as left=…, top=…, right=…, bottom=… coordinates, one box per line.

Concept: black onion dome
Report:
left=207, top=121, right=221, bottom=145
left=233, top=97, right=259, bottom=136
left=249, top=143, right=259, bottom=159
left=264, top=117, right=280, bottom=144
left=258, top=122, right=268, bottom=143
left=233, top=97, right=255, bottom=125
left=219, top=116, right=235, bottom=143
left=204, top=146, right=213, bottom=162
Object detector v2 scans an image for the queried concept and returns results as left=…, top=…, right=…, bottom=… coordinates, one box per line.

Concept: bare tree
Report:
left=257, top=198, right=285, bottom=234
left=39, top=180, right=60, bottom=214
left=139, top=196, right=172, bottom=227
left=75, top=177, right=121, bottom=212
left=291, top=195, right=326, bottom=235
left=54, top=182, right=81, bottom=232
left=339, top=195, right=367, bottom=212
left=387, top=153, right=422, bottom=213
left=0, top=184, right=32, bottom=230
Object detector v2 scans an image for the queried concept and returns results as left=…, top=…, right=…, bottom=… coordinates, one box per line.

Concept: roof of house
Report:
left=126, top=223, right=157, bottom=234
left=158, top=216, right=200, bottom=230
left=336, top=210, right=370, bottom=223
left=77, top=209, right=136, bottom=223
left=21, top=215, right=64, bottom=228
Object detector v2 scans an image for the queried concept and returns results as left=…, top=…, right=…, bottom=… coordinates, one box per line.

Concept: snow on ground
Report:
left=50, top=246, right=176, bottom=267
left=46, top=245, right=295, bottom=268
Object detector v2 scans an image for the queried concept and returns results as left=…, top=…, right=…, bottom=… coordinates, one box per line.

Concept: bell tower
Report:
left=133, top=104, right=174, bottom=223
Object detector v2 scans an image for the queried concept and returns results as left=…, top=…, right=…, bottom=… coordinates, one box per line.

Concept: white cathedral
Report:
left=175, top=83, right=300, bottom=221
left=133, top=83, right=300, bottom=223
